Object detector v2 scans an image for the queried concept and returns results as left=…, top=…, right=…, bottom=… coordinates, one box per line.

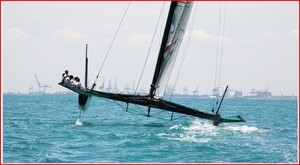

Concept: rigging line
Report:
left=109, top=100, right=146, bottom=115
left=112, top=100, right=146, bottom=116
left=171, top=115, right=187, bottom=121
left=169, top=2, right=198, bottom=101
left=213, top=2, right=223, bottom=90
left=212, top=2, right=223, bottom=110
left=92, top=2, right=131, bottom=88
left=135, top=3, right=165, bottom=94
left=144, top=112, right=187, bottom=121
left=159, top=1, right=165, bottom=46
left=217, top=2, right=227, bottom=88
left=113, top=100, right=127, bottom=111
left=132, top=104, right=147, bottom=116
left=151, top=109, right=169, bottom=116
left=110, top=99, right=184, bottom=121
left=143, top=111, right=178, bottom=121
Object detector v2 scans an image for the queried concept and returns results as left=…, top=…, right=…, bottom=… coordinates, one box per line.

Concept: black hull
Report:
left=59, top=82, right=245, bottom=125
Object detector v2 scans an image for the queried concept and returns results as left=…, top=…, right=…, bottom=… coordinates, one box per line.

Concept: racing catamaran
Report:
left=59, top=1, right=245, bottom=126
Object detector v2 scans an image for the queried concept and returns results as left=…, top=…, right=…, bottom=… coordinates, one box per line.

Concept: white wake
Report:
left=75, top=119, right=83, bottom=126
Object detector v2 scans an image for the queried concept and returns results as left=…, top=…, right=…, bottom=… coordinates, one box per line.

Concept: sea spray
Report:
left=75, top=119, right=83, bottom=126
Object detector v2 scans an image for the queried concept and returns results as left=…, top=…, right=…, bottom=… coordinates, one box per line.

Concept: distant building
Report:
left=250, top=88, right=256, bottom=97
left=233, top=90, right=243, bottom=98
left=248, top=88, right=272, bottom=98
left=256, top=90, right=272, bottom=98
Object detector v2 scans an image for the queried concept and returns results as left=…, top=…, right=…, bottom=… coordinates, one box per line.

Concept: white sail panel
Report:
left=154, top=2, right=193, bottom=97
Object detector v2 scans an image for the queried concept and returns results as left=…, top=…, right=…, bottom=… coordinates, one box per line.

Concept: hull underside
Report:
left=59, top=82, right=245, bottom=125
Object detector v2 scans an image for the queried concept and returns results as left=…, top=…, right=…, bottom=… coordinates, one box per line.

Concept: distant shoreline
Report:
left=3, top=92, right=298, bottom=100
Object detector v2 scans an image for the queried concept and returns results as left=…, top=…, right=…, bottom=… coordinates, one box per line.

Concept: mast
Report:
left=216, top=85, right=228, bottom=115
left=78, top=44, right=90, bottom=110
left=149, top=2, right=178, bottom=97
left=85, top=44, right=88, bottom=88
left=149, top=2, right=193, bottom=98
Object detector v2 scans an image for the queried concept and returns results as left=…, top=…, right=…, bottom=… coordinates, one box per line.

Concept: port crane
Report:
left=34, top=74, right=51, bottom=94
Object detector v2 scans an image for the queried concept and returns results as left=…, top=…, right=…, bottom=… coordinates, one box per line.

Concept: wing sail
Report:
left=150, top=1, right=193, bottom=97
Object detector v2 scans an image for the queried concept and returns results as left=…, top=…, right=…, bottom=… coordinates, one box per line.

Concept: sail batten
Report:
left=150, top=1, right=193, bottom=98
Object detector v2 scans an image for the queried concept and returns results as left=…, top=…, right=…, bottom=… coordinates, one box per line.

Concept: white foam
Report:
left=169, top=124, right=182, bottom=130
left=160, top=119, right=267, bottom=143
left=158, top=131, right=212, bottom=143
left=182, top=119, right=219, bottom=136
left=157, top=120, right=217, bottom=143
left=75, top=119, right=83, bottom=126
left=184, top=120, right=216, bottom=131
left=186, top=120, right=267, bottom=134
left=223, top=125, right=263, bottom=133
left=166, top=136, right=212, bottom=143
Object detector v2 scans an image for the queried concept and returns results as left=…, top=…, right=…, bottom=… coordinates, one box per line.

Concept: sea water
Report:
left=3, top=94, right=298, bottom=163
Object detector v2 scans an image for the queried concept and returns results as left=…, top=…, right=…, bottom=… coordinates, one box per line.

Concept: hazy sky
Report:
left=2, top=1, right=298, bottom=96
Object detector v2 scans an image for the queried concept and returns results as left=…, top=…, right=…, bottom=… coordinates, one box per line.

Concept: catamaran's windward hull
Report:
left=58, top=82, right=245, bottom=125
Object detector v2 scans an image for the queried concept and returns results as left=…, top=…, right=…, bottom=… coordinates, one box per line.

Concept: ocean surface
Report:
left=3, top=94, right=298, bottom=163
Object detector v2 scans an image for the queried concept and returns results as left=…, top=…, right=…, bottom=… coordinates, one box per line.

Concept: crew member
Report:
left=62, top=70, right=69, bottom=82
left=73, top=77, right=82, bottom=89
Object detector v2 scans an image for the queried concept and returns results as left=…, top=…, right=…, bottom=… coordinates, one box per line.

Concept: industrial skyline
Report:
left=21, top=76, right=297, bottom=98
